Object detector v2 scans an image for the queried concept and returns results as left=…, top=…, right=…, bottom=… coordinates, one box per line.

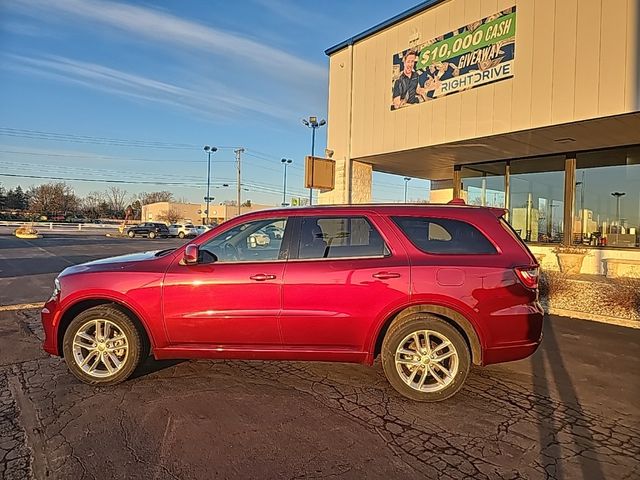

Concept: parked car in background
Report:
left=168, top=224, right=197, bottom=239
left=194, top=225, right=215, bottom=235
left=248, top=230, right=270, bottom=247
left=125, top=222, right=170, bottom=239
left=42, top=203, right=542, bottom=402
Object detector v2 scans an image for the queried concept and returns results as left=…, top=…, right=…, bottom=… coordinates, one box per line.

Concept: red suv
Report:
left=41, top=204, right=543, bottom=401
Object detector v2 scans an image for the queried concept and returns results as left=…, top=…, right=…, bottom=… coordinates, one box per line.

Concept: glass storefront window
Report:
left=461, top=162, right=506, bottom=208
left=574, top=146, right=640, bottom=248
left=509, top=156, right=565, bottom=243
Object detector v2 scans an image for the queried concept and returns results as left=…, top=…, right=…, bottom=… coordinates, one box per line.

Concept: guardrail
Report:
left=0, top=221, right=121, bottom=232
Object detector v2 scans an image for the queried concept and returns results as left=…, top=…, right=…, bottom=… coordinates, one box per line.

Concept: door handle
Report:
left=372, top=271, right=401, bottom=279
left=250, top=274, right=276, bottom=281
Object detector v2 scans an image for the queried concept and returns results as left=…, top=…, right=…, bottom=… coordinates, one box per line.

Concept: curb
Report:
left=0, top=303, right=43, bottom=312
left=548, top=307, right=639, bottom=329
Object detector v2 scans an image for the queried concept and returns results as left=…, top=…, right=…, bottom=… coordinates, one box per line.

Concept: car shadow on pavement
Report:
left=130, top=356, right=185, bottom=380
left=531, top=318, right=606, bottom=480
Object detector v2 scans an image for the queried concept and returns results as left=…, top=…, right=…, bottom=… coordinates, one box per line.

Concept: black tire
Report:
left=381, top=313, right=470, bottom=402
left=148, top=231, right=157, bottom=239
left=178, top=232, right=185, bottom=239
left=127, top=230, right=135, bottom=238
left=62, top=305, right=145, bottom=386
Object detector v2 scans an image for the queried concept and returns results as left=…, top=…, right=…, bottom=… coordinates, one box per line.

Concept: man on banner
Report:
left=392, top=50, right=423, bottom=110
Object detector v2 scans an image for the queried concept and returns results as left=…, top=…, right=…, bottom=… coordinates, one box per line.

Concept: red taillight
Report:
left=515, top=266, right=539, bottom=289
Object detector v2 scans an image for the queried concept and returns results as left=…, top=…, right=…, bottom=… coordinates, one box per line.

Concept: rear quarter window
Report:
left=392, top=216, right=497, bottom=255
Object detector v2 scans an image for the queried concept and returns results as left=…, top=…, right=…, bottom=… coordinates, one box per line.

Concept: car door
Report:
left=162, top=217, right=291, bottom=347
left=279, top=214, right=410, bottom=352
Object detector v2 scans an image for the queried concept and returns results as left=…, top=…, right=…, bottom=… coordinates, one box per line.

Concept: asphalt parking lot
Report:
left=0, top=233, right=638, bottom=479
left=0, top=231, right=185, bottom=306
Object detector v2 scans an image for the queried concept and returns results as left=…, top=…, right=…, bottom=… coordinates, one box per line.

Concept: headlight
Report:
left=50, top=278, right=61, bottom=300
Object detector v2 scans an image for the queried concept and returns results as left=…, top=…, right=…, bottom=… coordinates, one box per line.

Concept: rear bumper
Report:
left=483, top=339, right=541, bottom=365
left=483, top=302, right=544, bottom=365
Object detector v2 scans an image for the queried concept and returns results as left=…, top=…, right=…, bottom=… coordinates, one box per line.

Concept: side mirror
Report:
left=183, top=244, right=199, bottom=265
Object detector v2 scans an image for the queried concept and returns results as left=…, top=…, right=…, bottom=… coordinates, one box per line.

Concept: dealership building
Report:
left=319, top=0, right=640, bottom=275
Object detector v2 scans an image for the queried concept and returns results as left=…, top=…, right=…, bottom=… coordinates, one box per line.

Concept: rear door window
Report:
left=296, top=216, right=388, bottom=259
left=392, top=217, right=497, bottom=254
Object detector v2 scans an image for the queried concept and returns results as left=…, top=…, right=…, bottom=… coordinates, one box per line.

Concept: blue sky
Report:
left=0, top=0, right=430, bottom=205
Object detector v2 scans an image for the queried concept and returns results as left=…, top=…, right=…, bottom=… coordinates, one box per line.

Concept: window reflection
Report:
left=574, top=147, right=640, bottom=248
left=461, top=162, right=506, bottom=208
left=509, top=156, right=565, bottom=243
left=457, top=147, right=638, bottom=248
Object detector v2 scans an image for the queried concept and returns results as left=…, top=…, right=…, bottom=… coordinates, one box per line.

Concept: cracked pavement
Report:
left=1, top=308, right=638, bottom=479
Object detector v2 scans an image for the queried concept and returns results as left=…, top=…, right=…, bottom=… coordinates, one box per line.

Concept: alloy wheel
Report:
left=71, top=319, right=129, bottom=378
left=394, top=330, right=459, bottom=393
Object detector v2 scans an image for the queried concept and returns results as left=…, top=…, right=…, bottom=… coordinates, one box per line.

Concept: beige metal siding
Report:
left=328, top=0, right=639, bottom=161
left=322, top=50, right=353, bottom=204
left=550, top=0, right=578, bottom=124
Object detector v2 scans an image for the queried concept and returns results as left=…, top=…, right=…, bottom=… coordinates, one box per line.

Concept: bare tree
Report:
left=81, top=191, right=105, bottom=219
left=158, top=207, right=181, bottom=224
left=28, top=182, right=79, bottom=215
left=105, top=186, right=128, bottom=214
left=140, top=191, right=174, bottom=205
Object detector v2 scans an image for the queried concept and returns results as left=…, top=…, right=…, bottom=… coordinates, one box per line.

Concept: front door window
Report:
left=200, top=218, right=288, bottom=263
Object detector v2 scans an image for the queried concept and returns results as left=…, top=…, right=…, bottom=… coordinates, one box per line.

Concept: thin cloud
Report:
left=3, top=54, right=296, bottom=120
left=252, top=0, right=330, bottom=27
left=0, top=20, right=59, bottom=38
left=11, top=0, right=326, bottom=84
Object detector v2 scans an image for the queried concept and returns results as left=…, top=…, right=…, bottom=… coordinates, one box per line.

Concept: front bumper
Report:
left=41, top=297, right=62, bottom=356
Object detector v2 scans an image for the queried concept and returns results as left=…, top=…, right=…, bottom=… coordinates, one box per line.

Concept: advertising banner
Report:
left=391, top=7, right=516, bottom=110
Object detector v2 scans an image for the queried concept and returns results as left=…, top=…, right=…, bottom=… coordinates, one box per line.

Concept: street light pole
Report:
left=611, top=191, right=626, bottom=230
left=234, top=148, right=244, bottom=216
left=302, top=116, right=326, bottom=206
left=281, top=158, right=292, bottom=206
left=203, top=145, right=217, bottom=224
left=403, top=177, right=411, bottom=203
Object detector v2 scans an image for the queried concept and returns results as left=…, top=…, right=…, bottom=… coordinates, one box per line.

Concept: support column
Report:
left=563, top=155, right=576, bottom=246
left=453, top=166, right=462, bottom=199
left=319, top=158, right=371, bottom=204
left=504, top=162, right=511, bottom=220
left=350, top=161, right=372, bottom=204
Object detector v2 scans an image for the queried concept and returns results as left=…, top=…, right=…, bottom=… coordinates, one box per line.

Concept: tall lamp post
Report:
left=611, top=191, right=626, bottom=231
left=403, top=177, right=411, bottom=203
left=203, top=145, right=217, bottom=224
left=302, top=116, right=326, bottom=205
left=281, top=158, right=293, bottom=206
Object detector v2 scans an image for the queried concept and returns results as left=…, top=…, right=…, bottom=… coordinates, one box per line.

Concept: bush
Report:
left=604, top=277, right=640, bottom=315
left=552, top=245, right=589, bottom=255
left=538, top=271, right=571, bottom=300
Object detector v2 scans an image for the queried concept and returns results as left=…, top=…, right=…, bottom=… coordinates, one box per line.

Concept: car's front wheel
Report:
left=381, top=314, right=470, bottom=402
left=127, top=230, right=135, bottom=238
left=62, top=306, right=145, bottom=385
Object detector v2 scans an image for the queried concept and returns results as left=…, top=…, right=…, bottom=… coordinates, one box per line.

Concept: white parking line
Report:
left=0, top=302, right=43, bottom=312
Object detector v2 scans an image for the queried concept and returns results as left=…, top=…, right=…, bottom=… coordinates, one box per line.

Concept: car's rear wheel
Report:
left=127, top=230, right=135, bottom=238
left=381, top=314, right=470, bottom=402
left=178, top=232, right=185, bottom=239
left=148, top=231, right=157, bottom=239
left=62, top=306, right=145, bottom=385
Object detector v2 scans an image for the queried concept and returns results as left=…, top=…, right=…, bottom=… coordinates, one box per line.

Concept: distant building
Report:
left=141, top=202, right=274, bottom=225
